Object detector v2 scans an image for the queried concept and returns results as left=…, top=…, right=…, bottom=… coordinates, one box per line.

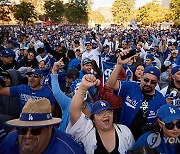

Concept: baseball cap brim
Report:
left=0, top=71, right=9, bottom=76
left=26, top=72, right=43, bottom=77
left=93, top=106, right=112, bottom=114
left=161, top=115, right=180, bottom=123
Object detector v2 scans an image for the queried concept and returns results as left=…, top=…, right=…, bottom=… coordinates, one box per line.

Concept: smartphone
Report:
left=121, top=49, right=137, bottom=60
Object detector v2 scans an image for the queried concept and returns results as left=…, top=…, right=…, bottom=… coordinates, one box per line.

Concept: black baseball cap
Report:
left=66, top=69, right=79, bottom=79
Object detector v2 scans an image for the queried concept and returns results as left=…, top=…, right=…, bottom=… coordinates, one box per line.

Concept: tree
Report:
left=64, top=0, right=88, bottom=24
left=136, top=3, right=170, bottom=24
left=170, top=0, right=180, bottom=21
left=0, top=4, right=11, bottom=23
left=13, top=2, right=36, bottom=25
left=89, top=11, right=106, bottom=24
left=112, top=0, right=135, bottom=24
left=44, top=0, right=64, bottom=23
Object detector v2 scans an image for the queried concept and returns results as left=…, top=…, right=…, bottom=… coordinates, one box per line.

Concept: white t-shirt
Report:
left=36, top=54, right=48, bottom=63
left=66, top=113, right=135, bottom=154
left=82, top=49, right=100, bottom=67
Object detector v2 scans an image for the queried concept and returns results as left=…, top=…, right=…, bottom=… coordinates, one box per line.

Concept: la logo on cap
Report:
left=150, top=71, right=154, bottom=74
left=100, top=101, right=106, bottom=107
left=28, top=114, right=33, bottom=121
left=169, top=107, right=176, bottom=114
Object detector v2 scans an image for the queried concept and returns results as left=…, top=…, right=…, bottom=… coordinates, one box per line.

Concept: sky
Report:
left=92, top=0, right=153, bottom=10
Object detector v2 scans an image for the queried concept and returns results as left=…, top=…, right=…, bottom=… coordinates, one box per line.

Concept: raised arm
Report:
left=108, top=50, right=135, bottom=91
left=70, top=74, right=99, bottom=125
left=96, top=38, right=103, bottom=53
left=51, top=58, right=71, bottom=109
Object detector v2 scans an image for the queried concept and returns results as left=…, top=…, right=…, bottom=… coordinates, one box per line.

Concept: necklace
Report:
left=140, top=100, right=149, bottom=117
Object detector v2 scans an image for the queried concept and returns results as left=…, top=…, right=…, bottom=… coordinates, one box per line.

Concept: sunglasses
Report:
left=143, top=78, right=157, bottom=85
left=161, top=120, right=180, bottom=130
left=28, top=74, right=40, bottom=78
left=16, top=127, right=43, bottom=136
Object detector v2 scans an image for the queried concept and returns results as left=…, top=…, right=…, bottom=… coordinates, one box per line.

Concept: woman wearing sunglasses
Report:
left=132, top=104, right=180, bottom=154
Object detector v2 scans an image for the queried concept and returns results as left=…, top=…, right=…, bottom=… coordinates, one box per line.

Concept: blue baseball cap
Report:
left=149, top=48, right=154, bottom=52
left=11, top=42, right=19, bottom=48
left=0, top=50, right=12, bottom=57
left=143, top=66, right=160, bottom=80
left=55, top=42, right=61, bottom=46
left=146, top=54, right=154, bottom=60
left=85, top=41, right=92, bottom=45
left=157, top=104, right=180, bottom=123
left=148, top=38, right=153, bottom=42
left=26, top=69, right=43, bottom=77
left=171, top=65, right=180, bottom=75
left=91, top=100, right=112, bottom=114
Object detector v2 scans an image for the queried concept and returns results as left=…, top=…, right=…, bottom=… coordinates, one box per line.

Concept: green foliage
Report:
left=13, top=2, right=36, bottom=25
left=170, top=0, right=180, bottom=21
left=44, top=0, right=64, bottom=23
left=112, top=0, right=135, bottom=23
left=64, top=0, right=88, bottom=24
left=136, top=3, right=170, bottom=24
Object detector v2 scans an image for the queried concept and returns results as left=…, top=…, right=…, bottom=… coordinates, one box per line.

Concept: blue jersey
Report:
left=0, top=128, right=85, bottom=154
left=116, top=81, right=166, bottom=127
left=10, top=84, right=55, bottom=111
left=79, top=70, right=87, bottom=79
left=68, top=58, right=80, bottom=70
left=132, top=131, right=179, bottom=154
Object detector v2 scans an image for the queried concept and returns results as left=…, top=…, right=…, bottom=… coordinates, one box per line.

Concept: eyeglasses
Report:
left=143, top=78, right=157, bottom=85
left=28, top=74, right=40, bottom=78
left=97, top=110, right=113, bottom=116
left=29, top=54, right=34, bottom=57
left=16, top=127, right=43, bottom=136
left=161, top=120, right=180, bottom=130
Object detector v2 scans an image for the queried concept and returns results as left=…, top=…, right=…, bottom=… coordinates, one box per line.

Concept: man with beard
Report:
left=0, top=99, right=85, bottom=154
left=108, top=51, right=166, bottom=140
left=0, top=69, right=55, bottom=114
left=79, top=58, right=93, bottom=79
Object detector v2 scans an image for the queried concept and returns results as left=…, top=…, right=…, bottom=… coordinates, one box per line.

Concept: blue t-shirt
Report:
left=68, top=58, right=80, bottom=70
left=132, top=131, right=179, bottom=154
left=0, top=128, right=85, bottom=154
left=10, top=84, right=55, bottom=111
left=116, top=81, right=166, bottom=127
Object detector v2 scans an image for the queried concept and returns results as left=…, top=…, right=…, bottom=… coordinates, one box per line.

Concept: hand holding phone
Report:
left=121, top=49, right=137, bottom=60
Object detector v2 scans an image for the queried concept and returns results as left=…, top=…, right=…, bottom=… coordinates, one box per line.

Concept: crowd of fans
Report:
left=0, top=24, right=180, bottom=154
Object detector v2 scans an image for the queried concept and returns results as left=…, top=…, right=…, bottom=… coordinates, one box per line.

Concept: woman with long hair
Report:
left=132, top=104, right=180, bottom=154
left=66, top=74, right=135, bottom=154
